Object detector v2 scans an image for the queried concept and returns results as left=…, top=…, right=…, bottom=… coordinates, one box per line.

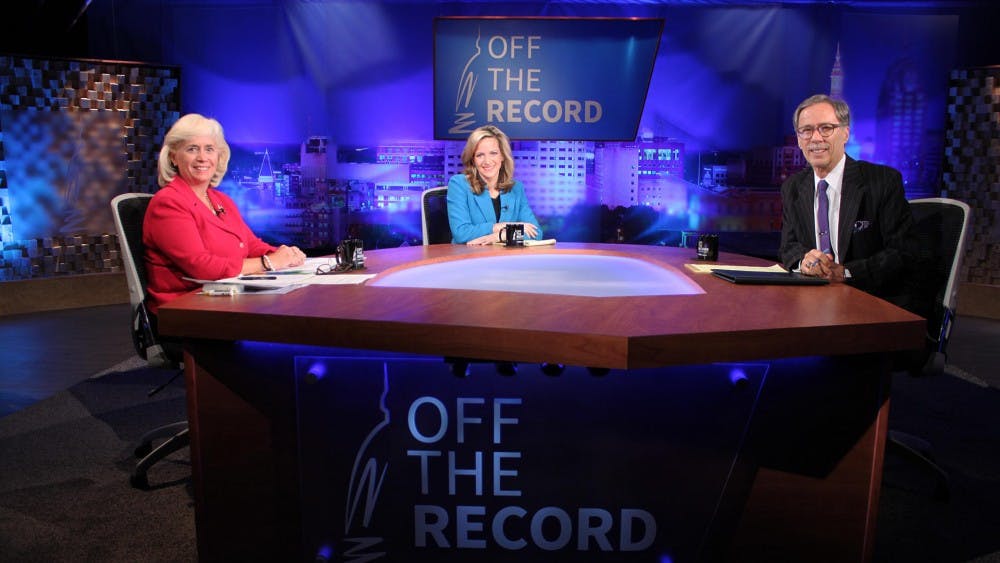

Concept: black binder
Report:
left=711, top=269, right=830, bottom=285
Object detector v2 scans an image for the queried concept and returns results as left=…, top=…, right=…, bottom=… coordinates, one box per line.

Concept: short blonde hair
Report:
left=461, top=125, right=515, bottom=195
left=157, top=114, right=231, bottom=187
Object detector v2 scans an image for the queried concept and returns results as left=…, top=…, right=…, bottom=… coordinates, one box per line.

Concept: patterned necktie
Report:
left=817, top=179, right=832, bottom=255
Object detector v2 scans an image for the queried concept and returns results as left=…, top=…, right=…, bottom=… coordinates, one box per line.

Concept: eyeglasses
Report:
left=796, top=123, right=842, bottom=139
left=315, top=260, right=355, bottom=275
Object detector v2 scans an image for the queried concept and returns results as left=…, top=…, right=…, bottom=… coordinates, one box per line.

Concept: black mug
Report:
left=696, top=234, right=719, bottom=261
left=336, top=238, right=364, bottom=269
left=499, top=223, right=525, bottom=247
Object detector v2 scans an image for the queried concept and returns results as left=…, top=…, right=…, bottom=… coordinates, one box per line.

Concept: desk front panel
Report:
left=185, top=340, right=889, bottom=562
left=295, top=354, right=765, bottom=562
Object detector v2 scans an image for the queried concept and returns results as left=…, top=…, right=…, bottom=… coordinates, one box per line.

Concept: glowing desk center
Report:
left=370, top=251, right=705, bottom=297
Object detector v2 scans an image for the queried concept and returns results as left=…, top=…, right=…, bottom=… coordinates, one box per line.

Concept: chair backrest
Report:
left=111, top=192, right=178, bottom=366
left=908, top=198, right=970, bottom=313
left=111, top=192, right=155, bottom=309
left=908, top=198, right=971, bottom=358
left=421, top=187, right=451, bottom=245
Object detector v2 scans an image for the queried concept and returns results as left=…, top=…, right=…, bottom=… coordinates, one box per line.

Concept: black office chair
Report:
left=110, top=192, right=189, bottom=489
left=421, top=186, right=451, bottom=245
left=888, top=197, right=971, bottom=499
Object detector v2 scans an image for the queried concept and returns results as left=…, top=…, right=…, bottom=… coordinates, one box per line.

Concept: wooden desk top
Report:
left=158, top=243, right=925, bottom=369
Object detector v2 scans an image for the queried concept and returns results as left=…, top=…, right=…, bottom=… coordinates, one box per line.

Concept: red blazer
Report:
left=143, top=177, right=276, bottom=313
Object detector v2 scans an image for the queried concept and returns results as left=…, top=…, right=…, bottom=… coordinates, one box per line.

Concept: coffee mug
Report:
left=499, top=223, right=525, bottom=247
left=336, top=238, right=364, bottom=269
left=696, top=234, right=719, bottom=261
left=350, top=238, right=365, bottom=269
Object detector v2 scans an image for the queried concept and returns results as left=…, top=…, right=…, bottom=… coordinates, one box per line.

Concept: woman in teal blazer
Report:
left=446, top=125, right=542, bottom=245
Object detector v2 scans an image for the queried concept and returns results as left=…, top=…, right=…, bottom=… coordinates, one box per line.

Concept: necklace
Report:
left=197, top=190, right=220, bottom=215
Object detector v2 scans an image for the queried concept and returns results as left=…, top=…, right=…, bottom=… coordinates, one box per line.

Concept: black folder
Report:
left=711, top=269, right=830, bottom=285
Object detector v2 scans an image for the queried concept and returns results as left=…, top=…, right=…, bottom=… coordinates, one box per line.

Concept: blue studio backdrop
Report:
left=3, top=1, right=962, bottom=270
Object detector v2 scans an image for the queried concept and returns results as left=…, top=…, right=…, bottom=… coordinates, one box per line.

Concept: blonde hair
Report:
left=157, top=113, right=231, bottom=187
left=461, top=125, right=515, bottom=195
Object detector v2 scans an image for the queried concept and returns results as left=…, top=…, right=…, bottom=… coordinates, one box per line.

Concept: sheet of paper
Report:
left=207, top=273, right=314, bottom=288
left=186, top=258, right=374, bottom=290
left=491, top=238, right=558, bottom=247
left=305, top=273, right=377, bottom=285
left=684, top=263, right=788, bottom=274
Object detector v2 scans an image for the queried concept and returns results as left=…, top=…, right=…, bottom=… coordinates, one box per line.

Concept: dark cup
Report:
left=336, top=238, right=363, bottom=269
left=349, top=238, right=365, bottom=269
left=499, top=223, right=525, bottom=247
left=696, top=234, right=719, bottom=261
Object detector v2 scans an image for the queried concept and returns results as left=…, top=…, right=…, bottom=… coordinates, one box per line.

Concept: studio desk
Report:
left=157, top=242, right=925, bottom=563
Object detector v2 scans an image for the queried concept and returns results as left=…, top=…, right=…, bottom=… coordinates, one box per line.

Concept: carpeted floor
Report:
left=0, top=358, right=194, bottom=562
left=878, top=366, right=1000, bottom=562
left=1, top=339, right=999, bottom=562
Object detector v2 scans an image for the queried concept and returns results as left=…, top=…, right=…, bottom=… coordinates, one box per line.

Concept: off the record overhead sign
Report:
left=434, top=17, right=663, bottom=141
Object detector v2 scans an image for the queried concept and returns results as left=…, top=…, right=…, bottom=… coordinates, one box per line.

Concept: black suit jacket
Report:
left=779, top=157, right=927, bottom=316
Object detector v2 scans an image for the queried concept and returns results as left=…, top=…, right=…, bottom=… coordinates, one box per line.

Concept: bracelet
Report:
left=261, top=254, right=274, bottom=271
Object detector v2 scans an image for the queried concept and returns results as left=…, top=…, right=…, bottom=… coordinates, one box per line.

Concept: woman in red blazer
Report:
left=143, top=114, right=305, bottom=313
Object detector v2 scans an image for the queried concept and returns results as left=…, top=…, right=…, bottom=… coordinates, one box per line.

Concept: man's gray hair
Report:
left=793, top=94, right=851, bottom=130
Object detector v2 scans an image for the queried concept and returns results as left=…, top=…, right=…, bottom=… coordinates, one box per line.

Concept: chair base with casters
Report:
left=887, top=430, right=950, bottom=501
left=127, top=322, right=187, bottom=489
left=130, top=422, right=191, bottom=490
left=887, top=336, right=951, bottom=501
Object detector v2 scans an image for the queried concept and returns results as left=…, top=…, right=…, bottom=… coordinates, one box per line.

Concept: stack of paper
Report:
left=491, top=238, right=558, bottom=247
left=684, top=263, right=788, bottom=274
left=185, top=257, right=376, bottom=296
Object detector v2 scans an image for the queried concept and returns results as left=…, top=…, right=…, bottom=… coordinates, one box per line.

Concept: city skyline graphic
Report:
left=216, top=43, right=938, bottom=252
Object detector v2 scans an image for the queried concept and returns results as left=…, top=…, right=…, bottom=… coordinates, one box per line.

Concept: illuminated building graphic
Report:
left=635, top=136, right=686, bottom=212
left=830, top=43, right=845, bottom=100
left=301, top=136, right=329, bottom=183
left=511, top=140, right=588, bottom=216
left=333, top=141, right=448, bottom=213
left=592, top=136, right=687, bottom=212
left=746, top=139, right=807, bottom=186
left=593, top=142, right=639, bottom=208
left=877, top=54, right=930, bottom=197
left=258, top=148, right=275, bottom=185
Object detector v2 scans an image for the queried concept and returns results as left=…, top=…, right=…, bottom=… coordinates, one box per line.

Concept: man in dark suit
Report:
left=779, top=94, right=926, bottom=317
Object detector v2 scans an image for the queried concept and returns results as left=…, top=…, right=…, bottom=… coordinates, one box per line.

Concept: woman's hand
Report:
left=268, top=245, right=306, bottom=269
left=466, top=233, right=496, bottom=246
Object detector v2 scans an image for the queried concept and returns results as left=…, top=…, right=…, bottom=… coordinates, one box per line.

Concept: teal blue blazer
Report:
left=446, top=174, right=542, bottom=244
